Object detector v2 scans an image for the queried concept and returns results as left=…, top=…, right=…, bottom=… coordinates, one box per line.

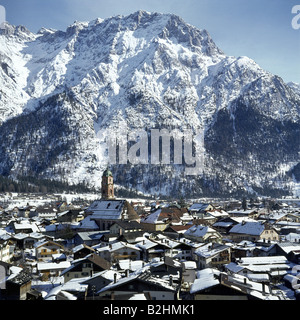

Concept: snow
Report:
left=0, top=10, right=299, bottom=196
left=239, top=256, right=289, bottom=265
left=190, top=268, right=220, bottom=293
left=229, top=221, right=265, bottom=236
left=141, top=209, right=162, bottom=224
left=118, top=259, right=145, bottom=271
left=184, top=224, right=217, bottom=238
left=43, top=277, right=88, bottom=300
left=37, top=261, right=71, bottom=271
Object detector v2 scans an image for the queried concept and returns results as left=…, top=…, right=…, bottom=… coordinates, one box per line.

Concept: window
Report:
left=84, top=263, right=92, bottom=268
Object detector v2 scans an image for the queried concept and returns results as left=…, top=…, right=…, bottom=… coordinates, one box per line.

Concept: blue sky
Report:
left=0, top=0, right=299, bottom=83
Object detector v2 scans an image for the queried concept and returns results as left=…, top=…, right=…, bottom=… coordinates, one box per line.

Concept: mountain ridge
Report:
left=0, top=10, right=300, bottom=198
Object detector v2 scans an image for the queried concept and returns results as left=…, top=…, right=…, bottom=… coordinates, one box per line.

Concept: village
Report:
left=0, top=169, right=300, bottom=301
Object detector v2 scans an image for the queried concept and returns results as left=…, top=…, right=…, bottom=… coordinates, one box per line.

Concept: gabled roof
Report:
left=97, top=271, right=177, bottom=294
left=82, top=270, right=122, bottom=284
left=164, top=225, right=191, bottom=233
left=75, top=231, right=107, bottom=241
left=194, top=243, right=230, bottom=258
left=188, top=203, right=211, bottom=212
left=136, top=238, right=160, bottom=250
left=86, top=200, right=125, bottom=220
left=37, top=261, right=71, bottom=271
left=72, top=243, right=95, bottom=253
left=275, top=241, right=300, bottom=254
left=239, top=255, right=289, bottom=265
left=61, top=253, right=111, bottom=275
left=141, top=207, right=186, bottom=224
left=184, top=224, right=219, bottom=238
left=44, top=277, right=88, bottom=300
left=141, top=209, right=162, bottom=224
left=190, top=268, right=220, bottom=293
left=6, top=269, right=32, bottom=286
left=34, top=239, right=64, bottom=249
left=96, top=241, right=141, bottom=253
left=229, top=221, right=265, bottom=236
left=77, top=215, right=99, bottom=230
left=87, top=200, right=140, bottom=222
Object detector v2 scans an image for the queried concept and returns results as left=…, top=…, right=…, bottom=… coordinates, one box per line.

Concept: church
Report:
left=85, top=168, right=140, bottom=231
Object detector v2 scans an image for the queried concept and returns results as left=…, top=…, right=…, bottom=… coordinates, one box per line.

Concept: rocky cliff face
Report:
left=0, top=10, right=299, bottom=197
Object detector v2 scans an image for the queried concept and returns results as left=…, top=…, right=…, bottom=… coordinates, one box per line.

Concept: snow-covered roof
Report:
left=229, top=221, right=265, bottom=236
left=228, top=209, right=257, bottom=215
left=76, top=231, right=106, bottom=241
left=96, top=241, right=141, bottom=253
left=13, top=220, right=40, bottom=232
left=190, top=268, right=220, bottom=293
left=97, top=271, right=177, bottom=295
left=239, top=256, right=289, bottom=265
left=37, top=261, right=70, bottom=271
left=188, top=203, right=210, bottom=211
left=34, top=239, right=63, bottom=249
left=136, top=238, right=158, bottom=250
left=247, top=273, right=270, bottom=282
left=141, top=209, right=162, bottom=224
left=194, top=243, right=230, bottom=258
left=208, top=210, right=229, bottom=218
left=182, top=261, right=197, bottom=270
left=87, top=200, right=124, bottom=220
left=184, top=224, right=217, bottom=238
left=44, top=277, right=88, bottom=300
left=77, top=215, right=99, bottom=230
left=118, top=259, right=145, bottom=271
left=225, top=262, right=245, bottom=274
left=83, top=270, right=121, bottom=283
left=276, top=241, right=300, bottom=254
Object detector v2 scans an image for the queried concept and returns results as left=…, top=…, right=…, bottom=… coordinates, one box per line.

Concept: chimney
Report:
left=243, top=277, right=247, bottom=285
left=262, top=283, right=266, bottom=293
left=114, top=273, right=117, bottom=283
left=125, top=269, right=129, bottom=277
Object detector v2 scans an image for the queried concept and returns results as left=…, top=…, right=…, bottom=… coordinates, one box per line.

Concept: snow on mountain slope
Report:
left=0, top=10, right=299, bottom=197
left=288, top=82, right=300, bottom=96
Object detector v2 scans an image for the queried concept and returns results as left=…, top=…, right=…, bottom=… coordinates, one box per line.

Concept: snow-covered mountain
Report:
left=288, top=82, right=300, bottom=96
left=0, top=10, right=300, bottom=197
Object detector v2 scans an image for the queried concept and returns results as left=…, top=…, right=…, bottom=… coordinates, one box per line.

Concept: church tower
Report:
left=101, top=168, right=114, bottom=199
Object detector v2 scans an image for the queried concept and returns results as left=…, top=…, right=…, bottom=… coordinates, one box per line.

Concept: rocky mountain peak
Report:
left=0, top=11, right=299, bottom=197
